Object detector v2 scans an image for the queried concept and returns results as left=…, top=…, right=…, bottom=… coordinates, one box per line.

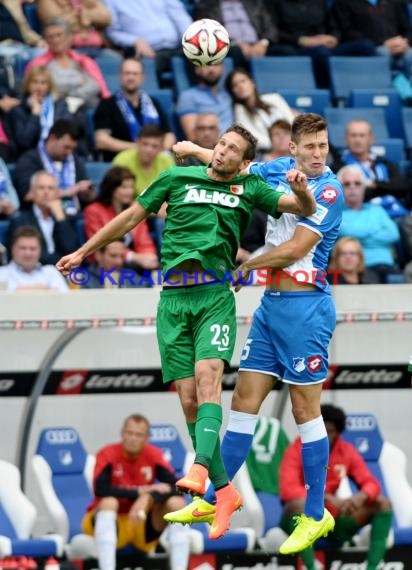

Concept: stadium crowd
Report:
left=1, top=0, right=412, bottom=289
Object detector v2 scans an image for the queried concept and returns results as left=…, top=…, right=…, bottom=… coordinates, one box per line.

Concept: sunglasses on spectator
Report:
left=342, top=180, right=363, bottom=187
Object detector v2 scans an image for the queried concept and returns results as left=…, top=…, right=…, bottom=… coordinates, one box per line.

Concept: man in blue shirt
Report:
left=167, top=113, right=344, bottom=554
left=102, top=0, right=192, bottom=81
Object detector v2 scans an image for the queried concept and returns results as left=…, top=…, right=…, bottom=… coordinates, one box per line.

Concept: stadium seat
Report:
left=149, top=424, right=256, bottom=553
left=343, top=413, right=412, bottom=545
left=277, top=89, right=331, bottom=116
left=328, top=57, right=392, bottom=102
left=347, top=88, right=404, bottom=139
left=171, top=56, right=233, bottom=97
left=84, top=109, right=96, bottom=158
left=140, top=57, right=160, bottom=90
left=85, top=161, right=112, bottom=191
left=146, top=88, right=174, bottom=131
left=23, top=3, right=41, bottom=34
left=370, top=138, right=405, bottom=167
left=250, top=57, right=316, bottom=93
left=401, top=107, right=412, bottom=153
left=0, top=459, right=63, bottom=558
left=31, top=427, right=97, bottom=559
left=0, top=220, right=10, bottom=246
left=74, top=217, right=86, bottom=246
left=324, top=107, right=389, bottom=149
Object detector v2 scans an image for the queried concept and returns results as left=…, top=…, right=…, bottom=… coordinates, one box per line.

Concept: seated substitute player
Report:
left=280, top=404, right=393, bottom=570
left=167, top=113, right=343, bottom=554
left=82, top=414, right=191, bottom=570
left=57, top=123, right=316, bottom=540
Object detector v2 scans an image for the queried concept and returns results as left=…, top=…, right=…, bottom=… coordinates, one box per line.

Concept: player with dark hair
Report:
left=57, top=122, right=316, bottom=540
left=168, top=113, right=343, bottom=554
left=279, top=404, right=393, bottom=570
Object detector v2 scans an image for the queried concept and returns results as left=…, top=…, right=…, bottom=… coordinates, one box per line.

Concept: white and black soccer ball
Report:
left=182, top=18, right=230, bottom=67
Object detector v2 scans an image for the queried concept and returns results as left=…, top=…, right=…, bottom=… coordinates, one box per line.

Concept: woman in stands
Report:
left=83, top=166, right=159, bottom=273
left=225, top=68, right=295, bottom=156
left=328, top=236, right=377, bottom=285
left=9, top=66, right=73, bottom=157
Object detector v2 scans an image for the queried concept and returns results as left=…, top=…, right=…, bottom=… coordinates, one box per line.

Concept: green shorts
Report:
left=157, top=283, right=237, bottom=383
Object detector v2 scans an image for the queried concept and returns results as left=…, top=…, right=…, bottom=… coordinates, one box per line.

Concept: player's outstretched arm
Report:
left=56, top=202, right=149, bottom=275
left=277, top=169, right=316, bottom=216
left=173, top=141, right=213, bottom=164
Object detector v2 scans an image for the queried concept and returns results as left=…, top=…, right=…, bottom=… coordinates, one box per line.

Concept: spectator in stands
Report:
left=112, top=124, right=174, bottom=197
left=337, top=164, right=402, bottom=284
left=112, top=125, right=173, bottom=250
left=82, top=413, right=191, bottom=570
left=328, top=236, right=377, bottom=285
left=225, top=68, right=294, bottom=155
left=101, top=0, right=192, bottom=83
left=25, top=18, right=110, bottom=112
left=333, top=119, right=411, bottom=219
left=9, top=66, right=73, bottom=157
left=194, top=0, right=285, bottom=69
left=13, top=118, right=94, bottom=215
left=37, top=0, right=112, bottom=57
left=266, top=0, right=376, bottom=88
left=83, top=166, right=159, bottom=272
left=0, top=225, right=69, bottom=292
left=331, top=0, right=412, bottom=74
left=0, top=157, right=19, bottom=219
left=94, top=58, right=176, bottom=162
left=179, top=112, right=220, bottom=166
left=9, top=170, right=79, bottom=266
left=262, top=119, right=292, bottom=162
left=80, top=240, right=146, bottom=288
left=0, top=0, right=46, bottom=62
left=279, top=403, right=393, bottom=570
left=176, top=63, right=233, bottom=140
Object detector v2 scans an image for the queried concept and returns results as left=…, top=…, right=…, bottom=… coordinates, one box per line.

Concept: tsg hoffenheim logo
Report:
left=293, top=357, right=306, bottom=373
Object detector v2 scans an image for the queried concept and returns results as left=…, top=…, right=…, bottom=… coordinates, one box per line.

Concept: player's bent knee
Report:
left=97, top=497, right=120, bottom=511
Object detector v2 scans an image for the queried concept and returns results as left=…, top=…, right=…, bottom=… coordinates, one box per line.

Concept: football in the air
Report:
left=182, top=18, right=230, bottom=66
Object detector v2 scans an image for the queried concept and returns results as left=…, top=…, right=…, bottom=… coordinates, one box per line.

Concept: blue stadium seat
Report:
left=84, top=109, right=96, bottom=157
left=85, top=161, right=112, bottom=191
left=277, top=89, right=331, bottom=116
left=147, top=88, right=174, bottom=130
left=0, top=459, right=63, bottom=558
left=343, top=413, right=412, bottom=545
left=401, top=107, right=412, bottom=152
left=32, top=427, right=98, bottom=559
left=92, top=54, right=123, bottom=75
left=324, top=107, right=389, bottom=149
left=250, top=57, right=316, bottom=93
left=149, top=424, right=256, bottom=553
left=74, top=217, right=86, bottom=246
left=370, top=138, right=405, bottom=167
left=328, top=57, right=392, bottom=102
left=140, top=57, right=160, bottom=90
left=347, top=88, right=404, bottom=139
left=0, top=219, right=10, bottom=247
left=23, top=3, right=41, bottom=34
left=171, top=56, right=233, bottom=97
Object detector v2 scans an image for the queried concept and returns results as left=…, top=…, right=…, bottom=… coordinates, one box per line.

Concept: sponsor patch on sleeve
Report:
left=320, top=186, right=339, bottom=203
left=307, top=203, right=328, bottom=224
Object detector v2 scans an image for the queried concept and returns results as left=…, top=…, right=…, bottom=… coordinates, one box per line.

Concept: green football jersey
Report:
left=137, top=165, right=284, bottom=279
